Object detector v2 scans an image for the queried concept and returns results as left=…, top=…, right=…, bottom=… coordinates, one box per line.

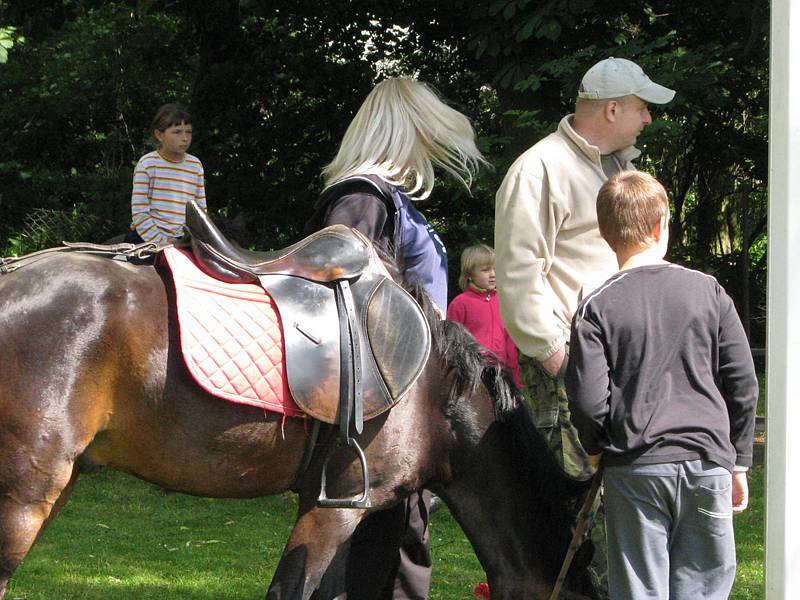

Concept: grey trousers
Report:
left=603, top=460, right=736, bottom=600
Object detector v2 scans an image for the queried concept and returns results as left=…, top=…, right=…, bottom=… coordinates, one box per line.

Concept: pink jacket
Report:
left=447, top=286, right=522, bottom=389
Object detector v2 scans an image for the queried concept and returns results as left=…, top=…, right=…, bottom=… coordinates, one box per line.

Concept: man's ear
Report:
left=604, top=99, right=619, bottom=122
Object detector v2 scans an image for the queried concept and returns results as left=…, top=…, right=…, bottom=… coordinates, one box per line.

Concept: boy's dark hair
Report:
left=151, top=103, right=192, bottom=132
left=596, top=171, right=670, bottom=251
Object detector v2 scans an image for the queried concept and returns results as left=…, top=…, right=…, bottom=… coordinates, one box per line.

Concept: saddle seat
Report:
left=184, top=201, right=370, bottom=285
left=182, top=200, right=431, bottom=428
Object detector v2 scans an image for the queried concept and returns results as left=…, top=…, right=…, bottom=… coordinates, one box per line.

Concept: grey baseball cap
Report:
left=577, top=57, right=675, bottom=104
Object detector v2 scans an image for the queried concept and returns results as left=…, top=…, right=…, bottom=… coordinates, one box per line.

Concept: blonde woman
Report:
left=310, top=77, right=484, bottom=314
left=307, top=77, right=485, bottom=599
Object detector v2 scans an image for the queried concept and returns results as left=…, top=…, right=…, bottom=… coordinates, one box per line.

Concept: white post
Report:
left=765, top=0, right=800, bottom=598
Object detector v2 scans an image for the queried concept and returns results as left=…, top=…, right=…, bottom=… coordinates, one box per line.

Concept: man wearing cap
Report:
left=494, top=57, right=676, bottom=481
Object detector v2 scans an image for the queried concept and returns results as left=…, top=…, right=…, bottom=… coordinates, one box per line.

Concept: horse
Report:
left=0, top=245, right=598, bottom=600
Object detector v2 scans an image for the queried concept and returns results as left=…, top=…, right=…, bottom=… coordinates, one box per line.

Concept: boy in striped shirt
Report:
left=130, top=104, right=206, bottom=245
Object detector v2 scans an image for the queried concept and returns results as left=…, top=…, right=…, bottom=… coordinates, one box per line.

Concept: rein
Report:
left=0, top=240, right=162, bottom=274
left=548, top=466, right=604, bottom=600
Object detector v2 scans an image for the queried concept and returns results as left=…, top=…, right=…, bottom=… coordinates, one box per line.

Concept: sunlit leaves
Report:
left=0, top=25, right=23, bottom=63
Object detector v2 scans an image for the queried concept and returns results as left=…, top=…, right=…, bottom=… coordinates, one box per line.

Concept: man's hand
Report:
left=732, top=471, right=749, bottom=514
left=587, top=453, right=603, bottom=469
left=541, top=345, right=566, bottom=377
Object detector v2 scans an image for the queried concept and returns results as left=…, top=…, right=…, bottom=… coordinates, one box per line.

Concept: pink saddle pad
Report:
left=161, top=247, right=304, bottom=417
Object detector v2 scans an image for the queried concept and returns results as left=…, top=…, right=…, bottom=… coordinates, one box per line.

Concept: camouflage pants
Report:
left=519, top=354, right=609, bottom=598
left=519, top=353, right=595, bottom=481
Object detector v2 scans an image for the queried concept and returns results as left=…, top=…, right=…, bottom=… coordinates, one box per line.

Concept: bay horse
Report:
left=0, top=246, right=598, bottom=600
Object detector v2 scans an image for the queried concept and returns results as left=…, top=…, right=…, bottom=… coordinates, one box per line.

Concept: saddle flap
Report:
left=365, top=279, right=431, bottom=402
left=263, top=267, right=431, bottom=424
left=259, top=274, right=342, bottom=423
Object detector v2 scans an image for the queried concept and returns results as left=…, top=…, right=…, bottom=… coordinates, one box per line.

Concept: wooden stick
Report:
left=548, top=466, right=604, bottom=600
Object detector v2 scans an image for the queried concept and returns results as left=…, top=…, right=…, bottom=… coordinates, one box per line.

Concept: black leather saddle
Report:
left=183, top=201, right=431, bottom=507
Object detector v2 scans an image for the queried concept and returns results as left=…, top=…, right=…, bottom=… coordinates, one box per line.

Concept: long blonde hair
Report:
left=322, top=78, right=486, bottom=199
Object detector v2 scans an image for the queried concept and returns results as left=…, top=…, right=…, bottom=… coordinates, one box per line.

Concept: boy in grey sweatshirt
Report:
left=566, top=171, right=758, bottom=600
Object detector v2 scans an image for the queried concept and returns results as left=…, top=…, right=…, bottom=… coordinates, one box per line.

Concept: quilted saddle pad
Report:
left=161, top=247, right=304, bottom=417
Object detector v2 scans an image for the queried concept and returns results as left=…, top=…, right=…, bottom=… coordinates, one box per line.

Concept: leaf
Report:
left=500, top=64, right=528, bottom=89
left=488, top=1, right=509, bottom=17
left=537, top=19, right=562, bottom=41
left=473, top=36, right=489, bottom=60
left=514, top=73, right=541, bottom=92
left=516, top=16, right=540, bottom=42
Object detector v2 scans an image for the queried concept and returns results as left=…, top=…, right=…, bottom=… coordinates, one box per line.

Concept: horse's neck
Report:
left=438, top=406, right=578, bottom=589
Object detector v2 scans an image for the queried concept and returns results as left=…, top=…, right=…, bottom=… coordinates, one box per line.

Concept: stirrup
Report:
left=317, top=436, right=370, bottom=509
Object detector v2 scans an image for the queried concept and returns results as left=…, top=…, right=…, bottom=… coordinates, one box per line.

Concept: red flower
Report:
left=474, top=581, right=491, bottom=598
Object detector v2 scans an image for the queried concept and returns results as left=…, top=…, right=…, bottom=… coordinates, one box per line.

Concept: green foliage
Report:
left=463, top=0, right=768, bottom=343
left=0, top=3, right=196, bottom=246
left=0, top=0, right=769, bottom=340
left=0, top=25, right=22, bottom=62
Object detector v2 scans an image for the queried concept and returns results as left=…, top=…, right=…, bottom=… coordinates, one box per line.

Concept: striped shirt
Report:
left=131, top=151, right=207, bottom=243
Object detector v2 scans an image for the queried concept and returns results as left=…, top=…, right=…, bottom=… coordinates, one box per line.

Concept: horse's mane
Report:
left=380, top=249, right=589, bottom=483
left=396, top=277, right=590, bottom=563
left=433, top=310, right=588, bottom=492
left=436, top=313, right=591, bottom=568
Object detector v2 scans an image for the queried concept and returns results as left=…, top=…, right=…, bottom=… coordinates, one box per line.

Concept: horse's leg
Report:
left=0, top=460, right=78, bottom=600
left=266, top=505, right=363, bottom=600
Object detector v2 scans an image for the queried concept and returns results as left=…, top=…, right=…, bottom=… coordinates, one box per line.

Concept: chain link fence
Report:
left=3, top=204, right=112, bottom=257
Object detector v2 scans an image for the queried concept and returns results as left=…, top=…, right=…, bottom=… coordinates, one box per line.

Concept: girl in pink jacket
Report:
left=448, top=244, right=522, bottom=389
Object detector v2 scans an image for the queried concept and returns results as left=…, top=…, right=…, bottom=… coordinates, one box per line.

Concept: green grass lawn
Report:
left=6, top=467, right=763, bottom=599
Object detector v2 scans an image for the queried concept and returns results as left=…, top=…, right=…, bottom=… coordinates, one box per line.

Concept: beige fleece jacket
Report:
left=495, top=115, right=640, bottom=361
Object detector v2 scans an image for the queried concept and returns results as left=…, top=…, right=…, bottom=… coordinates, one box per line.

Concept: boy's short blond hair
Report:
left=596, top=171, right=670, bottom=252
left=458, top=244, right=494, bottom=291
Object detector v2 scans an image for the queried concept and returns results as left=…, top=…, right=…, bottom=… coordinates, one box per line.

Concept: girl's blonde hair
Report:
left=458, top=244, right=494, bottom=291
left=322, top=78, right=486, bottom=199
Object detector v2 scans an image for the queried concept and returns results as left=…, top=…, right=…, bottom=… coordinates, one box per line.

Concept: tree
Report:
left=0, top=0, right=769, bottom=342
